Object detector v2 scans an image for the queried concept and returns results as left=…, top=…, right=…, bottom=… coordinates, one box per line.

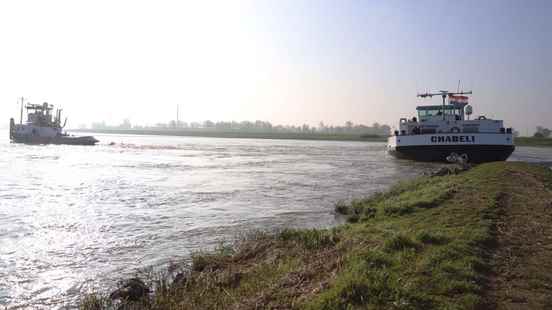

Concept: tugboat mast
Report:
left=19, top=97, right=25, bottom=125
left=417, top=90, right=473, bottom=120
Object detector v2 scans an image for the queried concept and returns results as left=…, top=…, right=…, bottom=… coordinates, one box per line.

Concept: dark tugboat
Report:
left=9, top=98, right=98, bottom=145
left=387, top=90, right=514, bottom=163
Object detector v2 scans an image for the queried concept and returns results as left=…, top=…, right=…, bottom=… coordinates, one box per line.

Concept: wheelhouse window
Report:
left=417, top=105, right=462, bottom=121
left=418, top=109, right=443, bottom=121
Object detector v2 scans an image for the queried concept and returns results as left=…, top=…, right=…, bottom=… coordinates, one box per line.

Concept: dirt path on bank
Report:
left=483, top=167, right=552, bottom=309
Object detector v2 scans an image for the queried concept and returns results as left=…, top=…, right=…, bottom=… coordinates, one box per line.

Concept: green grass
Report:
left=70, top=128, right=388, bottom=142
left=80, top=162, right=552, bottom=310
left=515, top=136, right=552, bottom=147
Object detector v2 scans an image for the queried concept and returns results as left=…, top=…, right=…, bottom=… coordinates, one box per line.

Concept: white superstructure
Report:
left=387, top=90, right=514, bottom=163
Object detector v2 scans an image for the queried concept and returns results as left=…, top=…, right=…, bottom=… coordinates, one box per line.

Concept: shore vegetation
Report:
left=72, top=128, right=388, bottom=142
left=515, top=136, right=552, bottom=147
left=81, top=162, right=552, bottom=309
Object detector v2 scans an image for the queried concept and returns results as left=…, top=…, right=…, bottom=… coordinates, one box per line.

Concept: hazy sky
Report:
left=1, top=0, right=550, bottom=132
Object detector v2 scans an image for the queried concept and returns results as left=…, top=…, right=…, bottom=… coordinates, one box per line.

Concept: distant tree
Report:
left=535, top=126, right=551, bottom=138
left=119, top=119, right=131, bottom=129
left=139, top=118, right=392, bottom=136
left=512, top=130, right=520, bottom=137
left=91, top=121, right=107, bottom=129
left=379, top=124, right=391, bottom=136
left=240, top=121, right=253, bottom=130
left=318, top=121, right=327, bottom=132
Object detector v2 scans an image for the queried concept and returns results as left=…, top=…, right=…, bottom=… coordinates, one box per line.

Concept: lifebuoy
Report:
left=478, top=116, right=487, bottom=120
left=450, top=127, right=461, bottom=133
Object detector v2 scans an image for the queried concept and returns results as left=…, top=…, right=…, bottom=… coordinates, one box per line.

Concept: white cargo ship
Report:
left=387, top=90, right=514, bottom=163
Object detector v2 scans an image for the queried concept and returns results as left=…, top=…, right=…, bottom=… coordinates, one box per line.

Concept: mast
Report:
left=176, top=104, right=179, bottom=126
left=20, top=97, right=24, bottom=124
left=440, top=91, right=446, bottom=121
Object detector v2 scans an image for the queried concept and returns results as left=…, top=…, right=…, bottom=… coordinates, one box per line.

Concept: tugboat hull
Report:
left=10, top=135, right=99, bottom=145
left=10, top=119, right=98, bottom=146
left=387, top=133, right=515, bottom=163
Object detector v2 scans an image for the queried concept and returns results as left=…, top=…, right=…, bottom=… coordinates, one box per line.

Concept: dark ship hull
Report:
left=388, top=144, right=515, bottom=163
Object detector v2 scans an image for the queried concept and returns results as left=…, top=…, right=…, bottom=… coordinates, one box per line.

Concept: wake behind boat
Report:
left=387, top=90, right=515, bottom=163
left=9, top=99, right=98, bottom=146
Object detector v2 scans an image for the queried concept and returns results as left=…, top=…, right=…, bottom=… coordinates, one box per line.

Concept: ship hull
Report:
left=387, top=133, right=515, bottom=163
left=388, top=144, right=515, bottom=163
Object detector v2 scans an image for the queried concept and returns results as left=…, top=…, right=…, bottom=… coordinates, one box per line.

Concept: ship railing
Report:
left=393, top=128, right=513, bottom=136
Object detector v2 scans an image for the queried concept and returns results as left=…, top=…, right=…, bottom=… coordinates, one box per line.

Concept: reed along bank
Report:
left=81, top=162, right=552, bottom=310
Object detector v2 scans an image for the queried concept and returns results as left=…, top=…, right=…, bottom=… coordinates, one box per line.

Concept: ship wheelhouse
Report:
left=416, top=104, right=465, bottom=122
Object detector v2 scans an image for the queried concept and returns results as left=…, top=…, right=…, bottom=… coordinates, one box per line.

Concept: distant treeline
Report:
left=534, top=126, right=551, bottom=138
left=88, top=120, right=391, bottom=136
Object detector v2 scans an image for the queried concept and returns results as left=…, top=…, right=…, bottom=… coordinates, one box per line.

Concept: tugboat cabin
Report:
left=25, top=102, right=64, bottom=129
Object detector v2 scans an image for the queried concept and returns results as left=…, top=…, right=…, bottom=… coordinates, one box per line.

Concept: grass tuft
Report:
left=334, top=200, right=349, bottom=215
left=278, top=228, right=339, bottom=250
left=416, top=231, right=450, bottom=245
left=383, top=205, right=415, bottom=216
left=384, top=234, right=420, bottom=252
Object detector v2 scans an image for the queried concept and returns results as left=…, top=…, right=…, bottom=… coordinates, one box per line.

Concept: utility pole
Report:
left=176, top=104, right=179, bottom=127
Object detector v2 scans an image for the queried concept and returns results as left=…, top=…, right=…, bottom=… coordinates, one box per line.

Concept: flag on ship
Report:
left=449, top=95, right=469, bottom=105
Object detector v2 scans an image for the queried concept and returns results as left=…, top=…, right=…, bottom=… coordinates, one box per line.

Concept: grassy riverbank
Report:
left=70, top=128, right=387, bottom=142
left=81, top=162, right=552, bottom=309
left=515, top=137, right=552, bottom=147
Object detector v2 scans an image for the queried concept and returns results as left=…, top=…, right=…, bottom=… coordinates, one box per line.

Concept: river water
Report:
left=1, top=132, right=552, bottom=309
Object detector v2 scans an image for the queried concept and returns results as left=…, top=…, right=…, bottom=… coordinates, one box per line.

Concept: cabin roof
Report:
left=416, top=105, right=458, bottom=111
